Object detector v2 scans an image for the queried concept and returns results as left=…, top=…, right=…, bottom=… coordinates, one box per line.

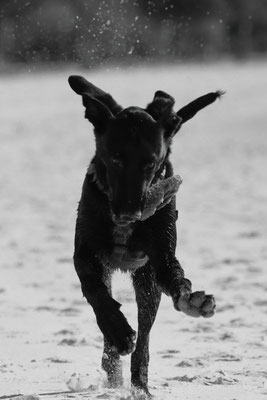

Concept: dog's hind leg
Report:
left=131, top=263, right=161, bottom=396
left=101, top=268, right=123, bottom=388
left=102, top=337, right=123, bottom=388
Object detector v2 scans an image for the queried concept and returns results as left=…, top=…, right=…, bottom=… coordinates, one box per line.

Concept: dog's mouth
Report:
left=112, top=218, right=133, bottom=227
left=109, top=166, right=167, bottom=226
left=111, top=210, right=142, bottom=226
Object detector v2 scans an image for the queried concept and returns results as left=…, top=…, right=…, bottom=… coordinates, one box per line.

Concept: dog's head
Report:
left=69, top=75, right=223, bottom=225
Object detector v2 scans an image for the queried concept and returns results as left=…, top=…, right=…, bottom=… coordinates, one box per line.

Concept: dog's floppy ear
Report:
left=146, top=90, right=175, bottom=120
left=147, top=91, right=182, bottom=137
left=177, top=90, right=225, bottom=123
left=68, top=75, right=123, bottom=116
left=81, top=94, right=114, bottom=132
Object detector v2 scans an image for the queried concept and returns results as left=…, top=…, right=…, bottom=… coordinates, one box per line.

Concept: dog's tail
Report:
left=177, top=90, right=225, bottom=124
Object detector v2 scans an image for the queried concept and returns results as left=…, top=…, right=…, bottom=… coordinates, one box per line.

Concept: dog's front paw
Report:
left=111, top=329, right=136, bottom=356
left=176, top=291, right=216, bottom=318
left=97, top=308, right=136, bottom=356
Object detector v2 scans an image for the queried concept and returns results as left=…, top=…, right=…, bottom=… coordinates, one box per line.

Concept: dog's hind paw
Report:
left=175, top=291, right=216, bottom=318
left=131, top=383, right=153, bottom=399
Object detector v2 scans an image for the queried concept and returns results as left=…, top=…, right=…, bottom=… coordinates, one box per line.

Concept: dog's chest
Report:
left=98, top=224, right=148, bottom=271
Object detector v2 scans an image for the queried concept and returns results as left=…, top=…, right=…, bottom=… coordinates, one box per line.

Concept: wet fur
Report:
left=69, top=76, right=220, bottom=396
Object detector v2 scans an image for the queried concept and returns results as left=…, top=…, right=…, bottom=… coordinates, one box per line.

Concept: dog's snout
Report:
left=121, top=210, right=142, bottom=221
left=112, top=210, right=142, bottom=225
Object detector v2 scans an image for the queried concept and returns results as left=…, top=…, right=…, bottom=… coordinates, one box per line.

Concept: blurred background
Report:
left=1, top=0, right=267, bottom=71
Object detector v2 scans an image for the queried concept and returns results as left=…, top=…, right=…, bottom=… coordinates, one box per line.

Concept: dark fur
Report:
left=69, top=76, right=220, bottom=396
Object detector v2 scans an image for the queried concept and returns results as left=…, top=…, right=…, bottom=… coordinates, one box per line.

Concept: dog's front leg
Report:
left=148, top=200, right=216, bottom=318
left=154, top=252, right=216, bottom=318
left=74, top=242, right=136, bottom=355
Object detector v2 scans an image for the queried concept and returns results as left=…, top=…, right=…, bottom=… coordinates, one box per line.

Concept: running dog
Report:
left=68, top=75, right=221, bottom=396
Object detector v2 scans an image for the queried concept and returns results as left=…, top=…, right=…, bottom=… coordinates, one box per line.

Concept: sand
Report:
left=1, top=61, right=267, bottom=399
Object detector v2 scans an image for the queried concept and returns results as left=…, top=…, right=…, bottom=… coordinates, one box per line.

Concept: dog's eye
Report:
left=144, top=162, right=155, bottom=172
left=111, top=158, right=123, bottom=169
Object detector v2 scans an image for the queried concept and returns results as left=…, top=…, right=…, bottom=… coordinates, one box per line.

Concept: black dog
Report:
left=69, top=75, right=221, bottom=396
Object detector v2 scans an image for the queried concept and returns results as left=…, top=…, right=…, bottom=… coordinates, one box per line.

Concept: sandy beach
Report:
left=1, top=61, right=267, bottom=399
